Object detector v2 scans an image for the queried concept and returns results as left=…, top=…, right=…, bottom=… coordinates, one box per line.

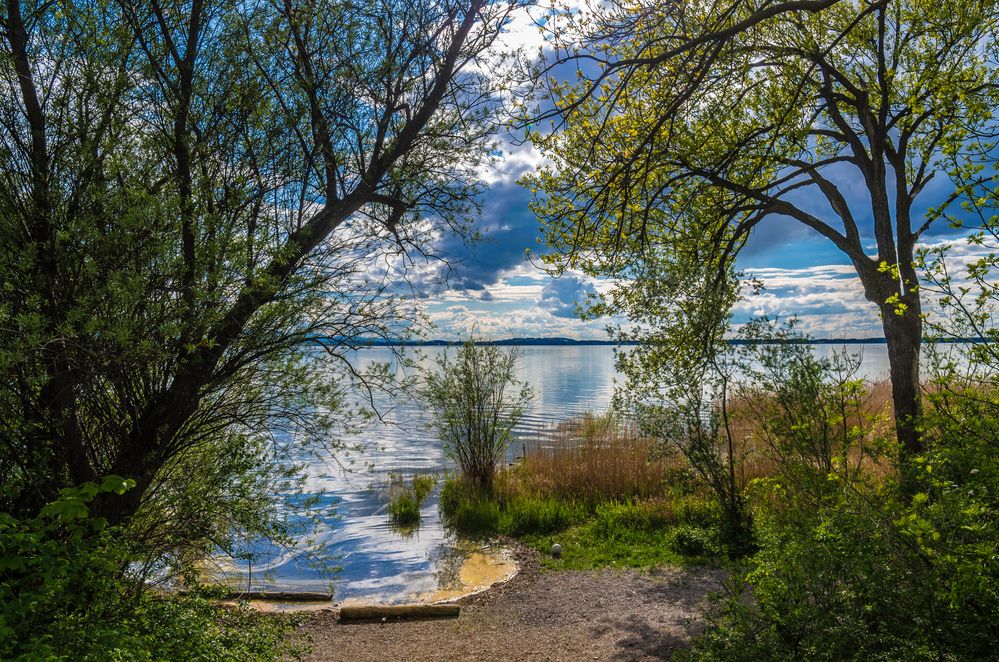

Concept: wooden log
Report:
left=338, top=604, right=460, bottom=621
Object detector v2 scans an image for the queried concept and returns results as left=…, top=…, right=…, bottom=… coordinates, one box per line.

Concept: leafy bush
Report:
left=667, top=524, right=717, bottom=557
left=685, top=445, right=999, bottom=662
left=0, top=477, right=301, bottom=660
left=423, top=339, right=533, bottom=490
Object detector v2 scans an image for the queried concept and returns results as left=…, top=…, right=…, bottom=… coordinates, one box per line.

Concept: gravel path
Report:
left=297, top=546, right=725, bottom=661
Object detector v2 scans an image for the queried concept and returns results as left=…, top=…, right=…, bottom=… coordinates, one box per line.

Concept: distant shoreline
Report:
left=321, top=337, right=988, bottom=347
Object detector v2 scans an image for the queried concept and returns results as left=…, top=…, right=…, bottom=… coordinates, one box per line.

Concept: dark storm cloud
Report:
left=429, top=177, right=541, bottom=295
left=537, top=275, right=597, bottom=318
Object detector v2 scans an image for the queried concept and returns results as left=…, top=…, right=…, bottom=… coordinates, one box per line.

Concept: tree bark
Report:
left=881, top=304, right=923, bottom=458
left=856, top=255, right=924, bottom=464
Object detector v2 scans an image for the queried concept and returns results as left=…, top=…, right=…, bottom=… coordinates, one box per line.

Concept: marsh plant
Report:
left=422, top=339, right=533, bottom=491
left=387, top=474, right=437, bottom=528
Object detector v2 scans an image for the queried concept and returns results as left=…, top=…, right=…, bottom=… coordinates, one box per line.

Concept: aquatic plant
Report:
left=388, top=474, right=438, bottom=527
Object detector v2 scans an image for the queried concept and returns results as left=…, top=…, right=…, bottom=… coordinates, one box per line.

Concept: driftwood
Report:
left=338, top=604, right=460, bottom=621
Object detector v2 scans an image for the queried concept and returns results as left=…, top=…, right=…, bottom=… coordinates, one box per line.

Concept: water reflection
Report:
left=223, top=344, right=892, bottom=602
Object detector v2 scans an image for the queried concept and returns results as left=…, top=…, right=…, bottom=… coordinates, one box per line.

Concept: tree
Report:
left=0, top=0, right=520, bottom=541
left=423, top=339, right=532, bottom=490
left=526, top=0, right=999, bottom=460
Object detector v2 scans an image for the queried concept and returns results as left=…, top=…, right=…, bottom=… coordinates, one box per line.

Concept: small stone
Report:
left=551, top=543, right=562, bottom=558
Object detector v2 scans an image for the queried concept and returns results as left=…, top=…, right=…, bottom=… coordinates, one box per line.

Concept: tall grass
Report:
left=388, top=474, right=437, bottom=527
left=515, top=412, right=685, bottom=505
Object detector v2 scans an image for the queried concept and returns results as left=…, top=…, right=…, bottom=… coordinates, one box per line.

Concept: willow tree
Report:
left=528, top=0, right=999, bottom=458
left=0, top=0, right=519, bottom=541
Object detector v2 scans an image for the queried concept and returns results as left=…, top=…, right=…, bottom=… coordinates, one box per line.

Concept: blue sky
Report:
left=415, top=6, right=980, bottom=341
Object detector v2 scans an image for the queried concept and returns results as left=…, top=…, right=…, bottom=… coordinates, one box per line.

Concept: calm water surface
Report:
left=218, top=344, right=893, bottom=601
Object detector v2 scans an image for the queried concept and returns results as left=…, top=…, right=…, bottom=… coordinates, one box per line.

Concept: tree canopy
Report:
left=527, top=0, right=999, bottom=456
left=0, top=0, right=520, bottom=549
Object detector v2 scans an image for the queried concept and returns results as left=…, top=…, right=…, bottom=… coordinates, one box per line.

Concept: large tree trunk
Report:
left=880, top=303, right=923, bottom=458
left=856, top=258, right=924, bottom=462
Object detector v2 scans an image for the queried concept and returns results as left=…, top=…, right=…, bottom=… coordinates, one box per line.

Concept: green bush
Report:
left=422, top=339, right=533, bottom=490
left=0, top=477, right=301, bottom=660
left=668, top=524, right=717, bottom=557
left=684, top=452, right=999, bottom=662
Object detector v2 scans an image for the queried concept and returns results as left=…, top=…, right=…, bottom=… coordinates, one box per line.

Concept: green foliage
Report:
left=0, top=478, right=301, bottom=660
left=736, top=319, right=890, bottom=488
left=439, top=480, right=503, bottom=533
left=440, top=477, right=588, bottom=536
left=667, top=525, right=717, bottom=558
left=439, top=477, right=721, bottom=569
left=423, top=339, right=534, bottom=489
left=683, top=322, right=999, bottom=661
left=686, top=448, right=999, bottom=662
left=527, top=0, right=999, bottom=462
left=502, top=494, right=588, bottom=536
left=0, top=0, right=511, bottom=559
left=387, top=474, right=437, bottom=527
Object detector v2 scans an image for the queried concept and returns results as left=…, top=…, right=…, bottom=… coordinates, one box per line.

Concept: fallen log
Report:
left=338, top=604, right=460, bottom=621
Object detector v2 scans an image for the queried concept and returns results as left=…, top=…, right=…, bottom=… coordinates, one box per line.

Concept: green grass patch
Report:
left=439, top=476, right=722, bottom=569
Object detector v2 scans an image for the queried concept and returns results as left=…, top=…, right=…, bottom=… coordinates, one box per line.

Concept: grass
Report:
left=439, top=389, right=899, bottom=569
left=439, top=478, right=722, bottom=569
left=438, top=412, right=723, bottom=569
left=388, top=473, right=437, bottom=527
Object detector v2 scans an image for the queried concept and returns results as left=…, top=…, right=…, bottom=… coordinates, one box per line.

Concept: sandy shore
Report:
left=295, top=545, right=725, bottom=661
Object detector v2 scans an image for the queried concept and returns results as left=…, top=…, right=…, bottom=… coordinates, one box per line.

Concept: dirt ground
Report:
left=297, top=546, right=726, bottom=661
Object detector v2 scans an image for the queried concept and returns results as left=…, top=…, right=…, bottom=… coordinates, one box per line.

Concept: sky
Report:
left=415, top=4, right=981, bottom=341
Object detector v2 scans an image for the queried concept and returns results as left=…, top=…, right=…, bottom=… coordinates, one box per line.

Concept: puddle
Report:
left=414, top=546, right=518, bottom=604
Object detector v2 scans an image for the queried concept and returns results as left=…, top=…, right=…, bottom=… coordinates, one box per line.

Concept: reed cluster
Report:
left=512, top=412, right=685, bottom=505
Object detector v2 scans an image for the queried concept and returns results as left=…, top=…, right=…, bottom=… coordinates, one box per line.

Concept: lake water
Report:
left=215, top=343, right=895, bottom=602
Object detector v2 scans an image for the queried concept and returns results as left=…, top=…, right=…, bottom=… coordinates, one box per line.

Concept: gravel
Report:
left=297, top=545, right=726, bottom=661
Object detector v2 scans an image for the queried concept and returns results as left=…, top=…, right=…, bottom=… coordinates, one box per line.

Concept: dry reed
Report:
left=506, top=413, right=685, bottom=505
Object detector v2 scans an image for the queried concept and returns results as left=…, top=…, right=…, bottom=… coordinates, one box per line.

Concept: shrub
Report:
left=685, top=441, right=999, bottom=662
left=423, top=339, right=533, bottom=490
left=0, top=477, right=301, bottom=660
left=667, top=524, right=716, bottom=557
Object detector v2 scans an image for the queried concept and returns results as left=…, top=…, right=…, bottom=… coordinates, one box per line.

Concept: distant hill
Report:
left=319, top=336, right=989, bottom=347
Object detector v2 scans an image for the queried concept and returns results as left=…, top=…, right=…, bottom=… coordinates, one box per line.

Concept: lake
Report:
left=214, top=343, right=895, bottom=602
